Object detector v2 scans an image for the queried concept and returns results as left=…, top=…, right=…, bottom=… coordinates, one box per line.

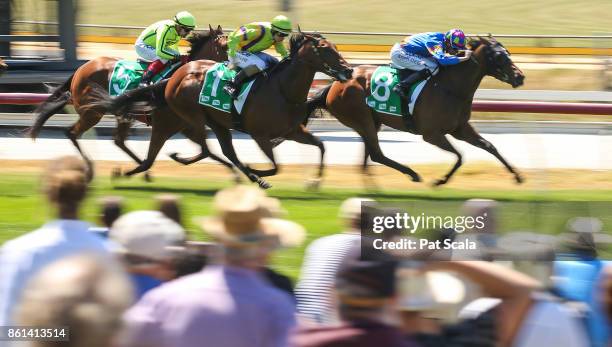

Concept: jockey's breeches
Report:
left=390, top=43, right=439, bottom=75
left=229, top=51, right=279, bottom=71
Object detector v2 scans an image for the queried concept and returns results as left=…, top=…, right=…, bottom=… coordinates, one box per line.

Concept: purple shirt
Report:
left=122, top=265, right=297, bottom=347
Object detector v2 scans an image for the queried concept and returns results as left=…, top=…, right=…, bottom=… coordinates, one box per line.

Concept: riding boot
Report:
left=224, top=69, right=250, bottom=100
left=139, top=60, right=166, bottom=87
left=393, top=69, right=431, bottom=98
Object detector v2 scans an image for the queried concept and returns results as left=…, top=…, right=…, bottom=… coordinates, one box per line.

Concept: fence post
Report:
left=0, top=0, right=10, bottom=57
left=58, top=0, right=77, bottom=64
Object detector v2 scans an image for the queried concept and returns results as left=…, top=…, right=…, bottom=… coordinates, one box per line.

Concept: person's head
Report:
left=155, top=193, right=183, bottom=225
left=339, top=197, right=376, bottom=232
left=271, top=15, right=292, bottom=43
left=174, top=11, right=196, bottom=38
left=98, top=196, right=124, bottom=228
left=15, top=255, right=133, bottom=347
left=335, top=244, right=399, bottom=324
left=110, top=210, right=186, bottom=281
left=198, top=185, right=305, bottom=269
left=444, top=28, right=466, bottom=55
left=42, top=155, right=88, bottom=218
left=462, top=198, right=498, bottom=234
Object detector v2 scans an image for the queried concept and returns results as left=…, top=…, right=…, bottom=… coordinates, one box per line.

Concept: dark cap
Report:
left=335, top=242, right=398, bottom=307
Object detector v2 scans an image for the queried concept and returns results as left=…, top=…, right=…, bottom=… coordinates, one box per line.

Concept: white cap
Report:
left=110, top=211, right=186, bottom=260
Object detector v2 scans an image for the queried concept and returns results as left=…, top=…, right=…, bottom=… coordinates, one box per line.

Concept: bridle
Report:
left=299, top=35, right=351, bottom=81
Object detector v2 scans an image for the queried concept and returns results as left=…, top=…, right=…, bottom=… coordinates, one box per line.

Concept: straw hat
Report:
left=198, top=185, right=305, bottom=248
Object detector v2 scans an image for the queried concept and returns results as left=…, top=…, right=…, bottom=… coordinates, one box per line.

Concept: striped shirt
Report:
left=295, top=233, right=360, bottom=324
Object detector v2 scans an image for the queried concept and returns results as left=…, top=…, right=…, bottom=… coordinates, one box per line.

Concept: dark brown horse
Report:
left=306, top=36, right=525, bottom=186
left=27, top=25, right=234, bottom=180
left=99, top=32, right=353, bottom=188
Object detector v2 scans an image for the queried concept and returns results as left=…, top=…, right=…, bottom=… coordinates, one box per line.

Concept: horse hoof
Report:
left=411, top=174, right=422, bottom=183
left=305, top=178, right=322, bottom=191
left=515, top=174, right=524, bottom=184
left=432, top=178, right=447, bottom=187
left=258, top=179, right=272, bottom=190
left=168, top=152, right=187, bottom=165
left=143, top=171, right=153, bottom=182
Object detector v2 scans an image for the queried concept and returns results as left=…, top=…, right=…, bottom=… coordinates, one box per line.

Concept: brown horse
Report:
left=27, top=25, right=234, bottom=180
left=305, top=36, right=525, bottom=186
left=100, top=32, right=353, bottom=188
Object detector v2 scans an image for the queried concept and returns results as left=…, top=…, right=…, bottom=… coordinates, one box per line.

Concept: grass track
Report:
left=0, top=170, right=610, bottom=278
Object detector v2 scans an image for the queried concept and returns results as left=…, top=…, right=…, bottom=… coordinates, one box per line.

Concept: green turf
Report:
left=12, top=0, right=612, bottom=46
left=1, top=173, right=611, bottom=278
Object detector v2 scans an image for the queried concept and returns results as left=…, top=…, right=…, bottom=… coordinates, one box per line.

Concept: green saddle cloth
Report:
left=198, top=63, right=254, bottom=114
left=365, top=65, right=421, bottom=117
left=109, top=60, right=175, bottom=97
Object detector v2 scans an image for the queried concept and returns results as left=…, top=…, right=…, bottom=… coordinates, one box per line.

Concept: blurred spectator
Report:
left=0, top=156, right=112, bottom=325
left=402, top=261, right=541, bottom=347
left=452, top=199, right=499, bottom=261
left=171, top=242, right=213, bottom=278
left=15, top=255, right=133, bottom=347
left=291, top=243, right=418, bottom=347
left=120, top=185, right=304, bottom=347
left=89, top=196, right=124, bottom=238
left=554, top=217, right=610, bottom=347
left=110, top=210, right=186, bottom=300
left=155, top=194, right=182, bottom=225
left=296, top=197, right=376, bottom=324
left=462, top=233, right=590, bottom=347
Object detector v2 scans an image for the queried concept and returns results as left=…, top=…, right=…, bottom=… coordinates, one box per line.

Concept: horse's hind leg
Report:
left=355, top=121, right=421, bottom=183
left=422, top=133, right=463, bottom=186
left=66, top=109, right=104, bottom=181
left=283, top=125, right=325, bottom=189
left=112, top=118, right=152, bottom=182
left=124, top=113, right=181, bottom=177
left=452, top=123, right=523, bottom=184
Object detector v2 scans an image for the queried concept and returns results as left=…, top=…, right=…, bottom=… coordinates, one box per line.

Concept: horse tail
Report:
left=28, top=74, right=74, bottom=140
left=83, top=80, right=169, bottom=116
left=303, top=84, right=331, bottom=126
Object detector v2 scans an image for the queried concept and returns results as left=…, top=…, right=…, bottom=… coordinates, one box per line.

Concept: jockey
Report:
left=135, top=11, right=196, bottom=86
left=223, top=15, right=292, bottom=99
left=390, top=29, right=472, bottom=98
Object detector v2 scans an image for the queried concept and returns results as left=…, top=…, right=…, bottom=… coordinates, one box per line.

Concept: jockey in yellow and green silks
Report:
left=223, top=15, right=292, bottom=99
left=135, top=11, right=196, bottom=86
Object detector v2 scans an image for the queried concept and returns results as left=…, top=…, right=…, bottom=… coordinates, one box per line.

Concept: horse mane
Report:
left=187, top=31, right=216, bottom=59
left=289, top=32, right=324, bottom=57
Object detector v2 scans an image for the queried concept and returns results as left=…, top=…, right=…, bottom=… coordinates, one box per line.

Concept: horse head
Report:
left=0, top=58, right=7, bottom=75
left=290, top=29, right=353, bottom=82
left=469, top=36, right=524, bottom=88
left=187, top=25, right=228, bottom=62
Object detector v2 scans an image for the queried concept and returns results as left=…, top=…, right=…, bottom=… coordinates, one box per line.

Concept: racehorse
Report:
left=95, top=32, right=353, bottom=189
left=306, top=36, right=525, bottom=186
left=0, top=58, right=7, bottom=75
left=27, top=25, right=234, bottom=181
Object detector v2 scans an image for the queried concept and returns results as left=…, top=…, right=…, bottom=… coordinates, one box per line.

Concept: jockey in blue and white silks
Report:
left=390, top=29, right=471, bottom=98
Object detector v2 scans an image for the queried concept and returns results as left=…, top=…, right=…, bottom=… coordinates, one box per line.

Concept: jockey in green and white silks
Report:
left=134, top=11, right=196, bottom=86
left=390, top=29, right=472, bottom=98
left=223, top=15, right=292, bottom=99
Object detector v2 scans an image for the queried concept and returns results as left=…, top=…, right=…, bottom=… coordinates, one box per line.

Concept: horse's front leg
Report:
left=452, top=122, right=524, bottom=184
left=281, top=125, right=324, bottom=190
left=207, top=122, right=271, bottom=189
left=247, top=136, right=279, bottom=178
